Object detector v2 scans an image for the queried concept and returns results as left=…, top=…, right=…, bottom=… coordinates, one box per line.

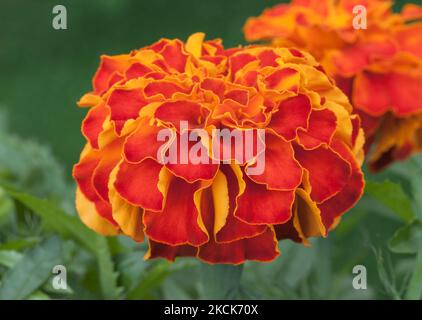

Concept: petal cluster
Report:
left=73, top=33, right=365, bottom=264
left=244, top=0, right=422, bottom=171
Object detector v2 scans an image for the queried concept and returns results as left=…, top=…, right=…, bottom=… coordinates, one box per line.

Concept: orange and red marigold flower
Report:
left=244, top=0, right=422, bottom=171
left=73, top=33, right=365, bottom=264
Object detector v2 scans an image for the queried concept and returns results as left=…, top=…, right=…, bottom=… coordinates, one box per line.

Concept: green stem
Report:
left=200, top=264, right=243, bottom=299
left=405, top=243, right=422, bottom=300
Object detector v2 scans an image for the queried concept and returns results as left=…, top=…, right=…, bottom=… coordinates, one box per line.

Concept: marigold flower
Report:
left=73, top=33, right=365, bottom=264
left=244, top=0, right=422, bottom=171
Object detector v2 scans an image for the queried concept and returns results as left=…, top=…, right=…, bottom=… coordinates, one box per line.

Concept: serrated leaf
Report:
left=365, top=180, right=415, bottom=222
left=96, top=237, right=122, bottom=299
left=0, top=236, right=61, bottom=299
left=389, top=220, right=422, bottom=254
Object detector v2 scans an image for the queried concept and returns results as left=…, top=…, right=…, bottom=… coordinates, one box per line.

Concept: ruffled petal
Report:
left=114, top=159, right=165, bottom=212
left=143, top=177, right=209, bottom=246
left=247, top=132, right=302, bottom=190
left=145, top=240, right=197, bottom=261
left=297, top=108, right=337, bottom=149
left=236, top=172, right=294, bottom=224
left=293, top=143, right=351, bottom=203
left=269, top=94, right=312, bottom=140
left=319, top=140, right=365, bottom=229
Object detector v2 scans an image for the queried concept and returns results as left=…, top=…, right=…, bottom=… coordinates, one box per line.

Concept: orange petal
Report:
left=264, top=67, right=300, bottom=93
left=75, top=188, right=119, bottom=235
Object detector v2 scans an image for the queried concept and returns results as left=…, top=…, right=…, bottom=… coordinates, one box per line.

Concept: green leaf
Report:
left=365, top=180, right=415, bottom=222
left=1, top=184, right=98, bottom=253
left=389, top=220, right=422, bottom=254
left=96, top=237, right=122, bottom=299
left=200, top=264, right=243, bottom=299
left=0, top=250, right=23, bottom=268
left=0, top=236, right=61, bottom=300
left=1, top=185, right=123, bottom=299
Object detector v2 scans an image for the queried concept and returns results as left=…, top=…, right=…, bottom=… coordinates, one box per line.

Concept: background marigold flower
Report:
left=244, top=0, right=422, bottom=171
left=73, top=33, right=365, bottom=264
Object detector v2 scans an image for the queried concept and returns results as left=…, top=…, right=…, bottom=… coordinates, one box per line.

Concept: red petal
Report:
left=274, top=219, right=302, bottom=243
left=93, top=55, right=130, bottom=94
left=125, top=63, right=153, bottom=80
left=114, top=159, right=164, bottom=211
left=293, top=144, right=351, bottom=203
left=144, top=81, right=190, bottom=99
left=123, top=122, right=166, bottom=163
left=107, top=88, right=148, bottom=124
left=236, top=173, right=294, bottom=224
left=248, top=132, right=302, bottom=190
left=82, top=103, right=109, bottom=149
left=198, top=227, right=279, bottom=264
left=154, top=100, right=210, bottom=131
left=160, top=40, right=188, bottom=73
left=388, top=73, right=422, bottom=116
left=258, top=49, right=280, bottom=67
left=229, top=53, right=256, bottom=77
left=269, top=94, right=311, bottom=140
left=198, top=180, right=279, bottom=263
left=297, top=108, right=337, bottom=149
left=73, top=155, right=101, bottom=202
left=200, top=78, right=226, bottom=101
left=319, top=140, right=364, bottom=229
left=354, top=72, right=422, bottom=117
left=264, top=68, right=300, bottom=92
left=73, top=150, right=118, bottom=226
left=144, top=177, right=208, bottom=246
left=216, top=165, right=266, bottom=243
left=165, top=132, right=218, bottom=182
left=146, top=240, right=197, bottom=261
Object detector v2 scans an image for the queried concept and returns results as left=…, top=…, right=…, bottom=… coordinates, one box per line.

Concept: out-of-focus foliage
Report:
left=0, top=0, right=420, bottom=300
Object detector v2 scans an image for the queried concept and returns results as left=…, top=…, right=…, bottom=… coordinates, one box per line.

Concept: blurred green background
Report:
left=0, top=0, right=421, bottom=300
